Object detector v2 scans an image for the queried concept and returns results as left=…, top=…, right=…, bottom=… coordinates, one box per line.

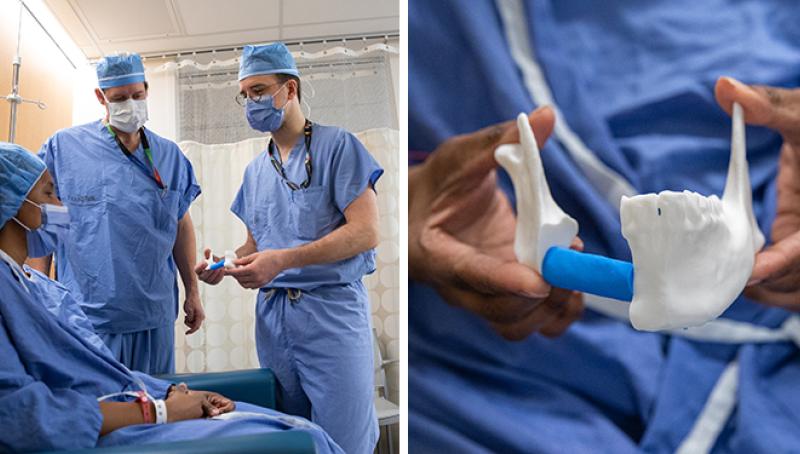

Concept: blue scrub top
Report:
left=231, top=123, right=383, bottom=290
left=39, top=120, right=201, bottom=334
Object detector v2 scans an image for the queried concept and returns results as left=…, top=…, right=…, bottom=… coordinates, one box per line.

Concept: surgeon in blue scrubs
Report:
left=195, top=43, right=382, bottom=454
left=32, top=53, right=204, bottom=375
left=409, top=1, right=800, bottom=452
left=0, top=142, right=343, bottom=454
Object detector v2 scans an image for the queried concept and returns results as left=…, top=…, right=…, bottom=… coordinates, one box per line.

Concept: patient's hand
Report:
left=409, top=107, right=584, bottom=341
left=165, top=387, right=213, bottom=421
left=716, top=77, right=800, bottom=309
left=196, top=390, right=236, bottom=414
left=165, top=384, right=234, bottom=421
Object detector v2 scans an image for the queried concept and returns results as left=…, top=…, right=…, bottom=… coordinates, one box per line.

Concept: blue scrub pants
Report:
left=99, top=323, right=175, bottom=375
left=257, top=282, right=378, bottom=454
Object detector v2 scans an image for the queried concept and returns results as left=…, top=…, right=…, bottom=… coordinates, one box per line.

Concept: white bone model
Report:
left=494, top=113, right=579, bottom=272
left=621, top=103, right=764, bottom=331
left=206, top=250, right=238, bottom=270
left=494, top=104, right=762, bottom=332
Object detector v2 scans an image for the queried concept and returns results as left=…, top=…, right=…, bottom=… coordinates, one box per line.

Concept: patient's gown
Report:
left=0, top=257, right=343, bottom=453
left=409, top=0, right=800, bottom=452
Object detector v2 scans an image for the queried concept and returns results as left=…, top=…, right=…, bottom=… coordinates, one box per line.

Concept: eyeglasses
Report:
left=234, top=83, right=281, bottom=107
left=104, top=93, right=147, bottom=103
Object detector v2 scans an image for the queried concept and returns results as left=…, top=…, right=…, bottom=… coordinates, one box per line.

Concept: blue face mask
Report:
left=12, top=199, right=71, bottom=258
left=245, top=84, right=288, bottom=132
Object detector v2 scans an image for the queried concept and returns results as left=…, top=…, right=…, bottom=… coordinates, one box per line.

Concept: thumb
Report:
left=194, top=260, right=208, bottom=274
left=748, top=231, right=800, bottom=285
left=201, top=397, right=218, bottom=417
left=233, top=253, right=257, bottom=267
left=431, top=106, right=557, bottom=182
left=715, top=77, right=800, bottom=144
left=204, top=248, right=212, bottom=260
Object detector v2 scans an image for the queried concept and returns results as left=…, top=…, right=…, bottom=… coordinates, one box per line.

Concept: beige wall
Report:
left=0, top=1, right=74, bottom=152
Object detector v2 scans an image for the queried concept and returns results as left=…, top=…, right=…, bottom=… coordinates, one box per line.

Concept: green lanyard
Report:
left=106, top=124, right=165, bottom=189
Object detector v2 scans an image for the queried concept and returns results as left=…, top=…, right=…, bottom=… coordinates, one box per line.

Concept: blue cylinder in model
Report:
left=541, top=247, right=634, bottom=302
left=208, top=259, right=226, bottom=271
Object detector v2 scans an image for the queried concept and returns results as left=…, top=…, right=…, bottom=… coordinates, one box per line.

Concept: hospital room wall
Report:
left=0, top=1, right=74, bottom=152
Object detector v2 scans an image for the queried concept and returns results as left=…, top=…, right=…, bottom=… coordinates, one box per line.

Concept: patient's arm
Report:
left=99, top=401, right=154, bottom=435
left=99, top=387, right=224, bottom=435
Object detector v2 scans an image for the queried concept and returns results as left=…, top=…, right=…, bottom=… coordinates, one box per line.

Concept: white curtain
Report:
left=176, top=52, right=398, bottom=144
left=174, top=128, right=400, bottom=402
left=173, top=137, right=262, bottom=374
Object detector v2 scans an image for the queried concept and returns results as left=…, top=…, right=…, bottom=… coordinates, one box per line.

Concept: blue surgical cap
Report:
left=0, top=142, right=45, bottom=228
left=238, top=43, right=299, bottom=81
left=96, top=53, right=146, bottom=89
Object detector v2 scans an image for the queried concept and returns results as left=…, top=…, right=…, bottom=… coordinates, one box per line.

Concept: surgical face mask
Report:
left=105, top=96, right=148, bottom=133
left=12, top=199, right=71, bottom=258
left=245, top=84, right=288, bottom=133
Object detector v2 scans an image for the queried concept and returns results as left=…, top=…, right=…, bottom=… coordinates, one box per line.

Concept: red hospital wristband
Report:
left=136, top=391, right=154, bottom=424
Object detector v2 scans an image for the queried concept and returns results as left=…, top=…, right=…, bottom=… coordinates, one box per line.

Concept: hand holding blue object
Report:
left=495, top=114, right=634, bottom=303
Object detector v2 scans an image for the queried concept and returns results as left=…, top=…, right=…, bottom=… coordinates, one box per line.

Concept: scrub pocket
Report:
left=131, top=187, right=181, bottom=274
left=62, top=179, right=112, bottom=302
left=291, top=186, right=336, bottom=240
left=253, top=186, right=291, bottom=236
left=153, top=189, right=181, bottom=234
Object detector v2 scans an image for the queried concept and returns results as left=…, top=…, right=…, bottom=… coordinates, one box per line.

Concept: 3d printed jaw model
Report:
left=495, top=113, right=579, bottom=272
left=207, top=250, right=238, bottom=271
left=621, top=103, right=764, bottom=331
left=496, top=113, right=635, bottom=302
left=495, top=103, right=762, bottom=331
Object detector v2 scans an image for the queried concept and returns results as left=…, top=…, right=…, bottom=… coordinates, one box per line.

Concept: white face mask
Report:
left=105, top=97, right=148, bottom=133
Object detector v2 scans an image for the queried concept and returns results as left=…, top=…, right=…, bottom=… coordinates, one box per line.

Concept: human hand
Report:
left=715, top=76, right=800, bottom=309
left=409, top=107, right=584, bottom=340
left=226, top=249, right=288, bottom=289
left=198, top=390, right=236, bottom=415
left=183, top=291, right=205, bottom=335
left=164, top=384, right=219, bottom=421
left=195, top=248, right=225, bottom=285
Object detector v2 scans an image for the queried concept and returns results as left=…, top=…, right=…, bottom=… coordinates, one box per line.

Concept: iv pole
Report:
left=4, top=1, right=47, bottom=143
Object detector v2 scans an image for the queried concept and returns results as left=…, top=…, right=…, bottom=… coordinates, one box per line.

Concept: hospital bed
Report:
left=39, top=368, right=316, bottom=454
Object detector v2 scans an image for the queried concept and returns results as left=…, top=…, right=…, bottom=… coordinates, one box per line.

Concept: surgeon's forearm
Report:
left=282, top=188, right=379, bottom=269
left=235, top=230, right=259, bottom=258
left=99, top=401, right=153, bottom=435
left=174, top=213, right=199, bottom=295
left=26, top=255, right=51, bottom=276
